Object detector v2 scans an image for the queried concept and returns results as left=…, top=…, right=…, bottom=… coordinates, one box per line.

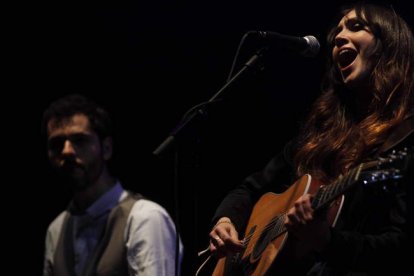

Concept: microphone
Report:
left=252, top=31, right=320, bottom=57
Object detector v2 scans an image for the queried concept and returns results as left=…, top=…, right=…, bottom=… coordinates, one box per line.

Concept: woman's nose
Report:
left=334, top=31, right=349, bottom=48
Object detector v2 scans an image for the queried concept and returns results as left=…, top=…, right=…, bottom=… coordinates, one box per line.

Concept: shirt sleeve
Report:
left=125, top=200, right=183, bottom=276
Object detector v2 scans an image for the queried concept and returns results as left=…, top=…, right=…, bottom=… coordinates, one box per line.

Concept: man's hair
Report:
left=42, top=94, right=113, bottom=139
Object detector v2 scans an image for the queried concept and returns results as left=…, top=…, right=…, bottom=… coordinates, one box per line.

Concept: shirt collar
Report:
left=86, top=181, right=124, bottom=219
left=68, top=181, right=124, bottom=219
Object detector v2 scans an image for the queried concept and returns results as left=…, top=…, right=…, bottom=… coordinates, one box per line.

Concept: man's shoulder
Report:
left=128, top=198, right=171, bottom=220
left=47, top=210, right=69, bottom=232
left=130, top=198, right=167, bottom=213
left=117, top=190, right=172, bottom=222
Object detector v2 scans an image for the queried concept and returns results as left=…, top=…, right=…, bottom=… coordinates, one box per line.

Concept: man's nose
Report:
left=61, top=140, right=76, bottom=155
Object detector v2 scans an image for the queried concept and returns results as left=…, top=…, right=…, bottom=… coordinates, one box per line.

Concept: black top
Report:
left=212, top=118, right=414, bottom=275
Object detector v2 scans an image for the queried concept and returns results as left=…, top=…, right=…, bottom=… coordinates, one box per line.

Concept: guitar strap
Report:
left=378, top=115, right=414, bottom=154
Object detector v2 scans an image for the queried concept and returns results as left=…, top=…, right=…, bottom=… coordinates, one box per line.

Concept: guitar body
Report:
left=212, top=174, right=344, bottom=276
left=209, top=149, right=409, bottom=275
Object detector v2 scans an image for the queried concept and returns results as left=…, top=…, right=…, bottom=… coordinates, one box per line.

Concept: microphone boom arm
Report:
left=152, top=47, right=267, bottom=157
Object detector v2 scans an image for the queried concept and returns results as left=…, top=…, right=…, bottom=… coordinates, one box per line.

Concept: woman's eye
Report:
left=349, top=20, right=365, bottom=31
left=352, top=23, right=362, bottom=29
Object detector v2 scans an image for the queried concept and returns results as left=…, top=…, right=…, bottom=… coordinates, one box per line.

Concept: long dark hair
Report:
left=294, top=3, right=414, bottom=182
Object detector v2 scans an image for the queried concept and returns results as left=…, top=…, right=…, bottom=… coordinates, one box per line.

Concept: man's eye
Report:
left=70, top=135, right=89, bottom=146
left=48, top=138, right=64, bottom=152
left=71, top=136, right=85, bottom=144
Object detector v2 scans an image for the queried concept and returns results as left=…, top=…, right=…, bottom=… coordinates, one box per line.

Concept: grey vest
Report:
left=53, top=192, right=143, bottom=276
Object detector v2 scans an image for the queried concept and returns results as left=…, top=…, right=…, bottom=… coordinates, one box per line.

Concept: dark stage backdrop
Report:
left=16, top=0, right=411, bottom=275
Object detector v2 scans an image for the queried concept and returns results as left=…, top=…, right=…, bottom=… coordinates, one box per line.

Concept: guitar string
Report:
left=195, top=156, right=396, bottom=274
left=242, top=212, right=288, bottom=245
left=241, top=162, right=373, bottom=246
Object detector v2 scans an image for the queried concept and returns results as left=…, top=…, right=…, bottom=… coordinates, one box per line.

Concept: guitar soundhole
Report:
left=223, top=226, right=256, bottom=275
left=252, top=227, right=272, bottom=259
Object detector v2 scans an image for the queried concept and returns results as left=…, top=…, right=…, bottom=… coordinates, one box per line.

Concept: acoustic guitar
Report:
left=212, top=149, right=409, bottom=276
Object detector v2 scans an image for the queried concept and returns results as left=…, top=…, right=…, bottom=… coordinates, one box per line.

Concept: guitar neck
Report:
left=311, top=161, right=378, bottom=211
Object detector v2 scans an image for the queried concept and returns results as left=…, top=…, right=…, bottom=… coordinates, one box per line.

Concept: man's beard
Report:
left=56, top=165, right=91, bottom=191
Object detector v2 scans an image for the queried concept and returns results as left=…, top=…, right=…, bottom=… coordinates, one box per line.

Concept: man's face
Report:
left=47, top=113, right=107, bottom=190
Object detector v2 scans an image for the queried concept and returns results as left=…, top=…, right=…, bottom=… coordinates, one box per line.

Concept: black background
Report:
left=10, top=0, right=412, bottom=275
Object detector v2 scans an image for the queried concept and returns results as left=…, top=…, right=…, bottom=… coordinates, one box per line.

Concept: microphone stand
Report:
left=153, top=47, right=267, bottom=157
left=153, top=47, right=267, bottom=276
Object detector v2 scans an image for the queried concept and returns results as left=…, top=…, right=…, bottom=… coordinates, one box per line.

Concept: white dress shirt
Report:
left=43, top=182, right=183, bottom=275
